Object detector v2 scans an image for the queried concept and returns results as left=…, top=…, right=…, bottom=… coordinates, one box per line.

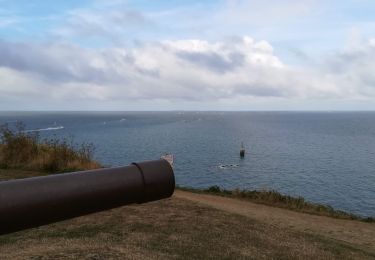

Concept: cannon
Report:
left=0, top=159, right=175, bottom=235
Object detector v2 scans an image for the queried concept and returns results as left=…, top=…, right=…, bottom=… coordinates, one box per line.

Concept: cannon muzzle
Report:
left=0, top=159, right=175, bottom=235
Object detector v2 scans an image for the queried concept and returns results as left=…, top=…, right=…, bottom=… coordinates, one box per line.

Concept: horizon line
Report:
left=0, top=110, right=375, bottom=113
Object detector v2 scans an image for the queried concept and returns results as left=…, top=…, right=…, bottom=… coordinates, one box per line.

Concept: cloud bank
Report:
left=0, top=36, right=375, bottom=109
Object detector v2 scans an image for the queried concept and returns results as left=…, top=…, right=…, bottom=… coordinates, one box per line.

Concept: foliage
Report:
left=0, top=122, right=101, bottom=173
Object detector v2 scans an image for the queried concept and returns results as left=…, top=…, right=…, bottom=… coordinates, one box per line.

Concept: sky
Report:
left=1, top=0, right=375, bottom=110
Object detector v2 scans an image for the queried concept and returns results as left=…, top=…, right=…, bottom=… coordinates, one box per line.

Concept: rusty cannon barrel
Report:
left=0, top=159, right=174, bottom=235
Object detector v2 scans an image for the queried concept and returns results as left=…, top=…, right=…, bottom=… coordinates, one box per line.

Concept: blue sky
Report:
left=1, top=0, right=375, bottom=110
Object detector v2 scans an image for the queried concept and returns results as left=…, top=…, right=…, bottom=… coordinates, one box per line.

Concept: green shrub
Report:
left=206, top=185, right=221, bottom=193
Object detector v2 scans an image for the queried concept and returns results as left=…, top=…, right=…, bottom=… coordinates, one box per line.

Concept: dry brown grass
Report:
left=0, top=168, right=46, bottom=181
left=0, top=122, right=101, bottom=173
left=175, top=190, right=375, bottom=254
left=0, top=196, right=373, bottom=259
left=179, top=186, right=374, bottom=222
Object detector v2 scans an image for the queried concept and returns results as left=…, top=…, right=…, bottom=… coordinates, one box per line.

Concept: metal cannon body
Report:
left=0, top=159, right=175, bottom=235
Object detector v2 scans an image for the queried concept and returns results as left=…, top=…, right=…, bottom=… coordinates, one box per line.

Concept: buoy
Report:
left=240, top=142, right=245, bottom=158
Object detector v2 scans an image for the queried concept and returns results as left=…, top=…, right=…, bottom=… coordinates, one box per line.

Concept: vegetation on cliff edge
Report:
left=0, top=122, right=101, bottom=173
left=178, top=185, right=375, bottom=222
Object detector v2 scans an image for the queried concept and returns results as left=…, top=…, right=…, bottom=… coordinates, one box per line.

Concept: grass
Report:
left=0, top=196, right=374, bottom=259
left=178, top=185, right=375, bottom=222
left=0, top=122, right=101, bottom=173
left=0, top=170, right=374, bottom=259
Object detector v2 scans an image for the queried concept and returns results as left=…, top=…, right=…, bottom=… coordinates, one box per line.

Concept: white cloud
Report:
left=0, top=67, right=45, bottom=95
left=323, top=38, right=375, bottom=97
left=0, top=36, right=374, bottom=109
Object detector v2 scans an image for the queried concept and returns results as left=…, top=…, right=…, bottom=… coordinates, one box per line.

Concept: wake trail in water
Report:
left=24, top=126, right=64, bottom=133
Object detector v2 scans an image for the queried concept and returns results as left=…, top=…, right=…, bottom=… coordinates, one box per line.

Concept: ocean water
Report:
left=0, top=111, right=374, bottom=217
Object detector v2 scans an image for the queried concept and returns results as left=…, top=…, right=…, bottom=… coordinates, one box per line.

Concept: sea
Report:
left=0, top=111, right=374, bottom=217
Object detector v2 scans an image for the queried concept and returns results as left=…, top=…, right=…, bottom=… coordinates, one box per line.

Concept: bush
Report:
left=206, top=185, right=221, bottom=193
left=0, top=122, right=101, bottom=173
